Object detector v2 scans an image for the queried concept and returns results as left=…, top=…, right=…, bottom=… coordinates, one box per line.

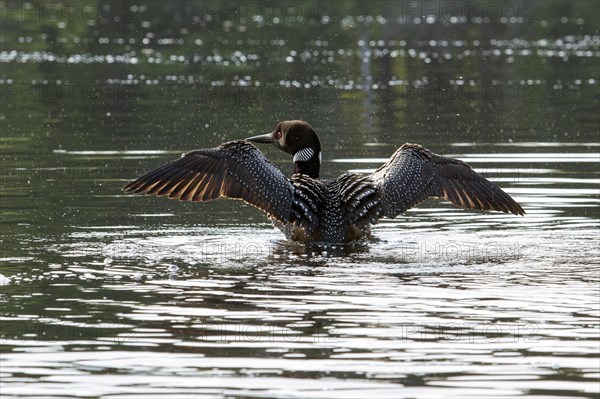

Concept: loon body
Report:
left=123, top=120, right=524, bottom=243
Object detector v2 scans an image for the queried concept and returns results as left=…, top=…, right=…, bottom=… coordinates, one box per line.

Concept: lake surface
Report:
left=1, top=1, right=599, bottom=398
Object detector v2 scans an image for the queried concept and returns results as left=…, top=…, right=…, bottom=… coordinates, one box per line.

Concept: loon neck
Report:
left=293, top=147, right=321, bottom=178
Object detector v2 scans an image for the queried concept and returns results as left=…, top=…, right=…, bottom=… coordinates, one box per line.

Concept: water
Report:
left=1, top=1, right=599, bottom=398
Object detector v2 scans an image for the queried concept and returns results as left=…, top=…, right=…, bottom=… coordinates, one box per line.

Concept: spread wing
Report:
left=122, top=140, right=294, bottom=223
left=371, top=143, right=525, bottom=218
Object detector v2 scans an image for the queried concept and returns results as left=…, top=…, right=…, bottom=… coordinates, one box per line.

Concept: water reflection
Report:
left=2, top=222, right=598, bottom=398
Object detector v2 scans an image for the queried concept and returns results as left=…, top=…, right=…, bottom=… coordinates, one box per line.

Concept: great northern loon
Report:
left=123, top=120, right=524, bottom=243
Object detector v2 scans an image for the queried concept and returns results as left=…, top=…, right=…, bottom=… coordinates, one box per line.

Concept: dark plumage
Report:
left=123, top=120, right=525, bottom=243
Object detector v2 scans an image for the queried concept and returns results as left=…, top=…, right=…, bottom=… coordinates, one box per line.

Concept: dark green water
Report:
left=1, top=1, right=599, bottom=398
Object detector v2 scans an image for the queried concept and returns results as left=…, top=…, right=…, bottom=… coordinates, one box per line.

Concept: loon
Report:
left=123, top=120, right=524, bottom=243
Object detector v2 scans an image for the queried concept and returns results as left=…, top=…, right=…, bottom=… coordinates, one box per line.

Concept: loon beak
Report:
left=245, top=133, right=274, bottom=144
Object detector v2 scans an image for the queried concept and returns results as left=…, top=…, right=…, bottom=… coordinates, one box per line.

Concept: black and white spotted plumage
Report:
left=123, top=141, right=295, bottom=224
left=123, top=141, right=381, bottom=242
left=271, top=173, right=381, bottom=242
left=124, top=121, right=525, bottom=243
left=371, top=143, right=525, bottom=217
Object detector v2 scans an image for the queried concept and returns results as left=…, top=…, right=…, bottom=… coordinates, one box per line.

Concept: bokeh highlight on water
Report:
left=1, top=1, right=599, bottom=398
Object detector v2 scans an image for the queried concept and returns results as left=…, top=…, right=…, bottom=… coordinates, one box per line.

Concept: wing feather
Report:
left=371, top=143, right=525, bottom=217
left=123, top=141, right=294, bottom=223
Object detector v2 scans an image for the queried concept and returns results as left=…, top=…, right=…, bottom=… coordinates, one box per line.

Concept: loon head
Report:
left=246, top=120, right=322, bottom=178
